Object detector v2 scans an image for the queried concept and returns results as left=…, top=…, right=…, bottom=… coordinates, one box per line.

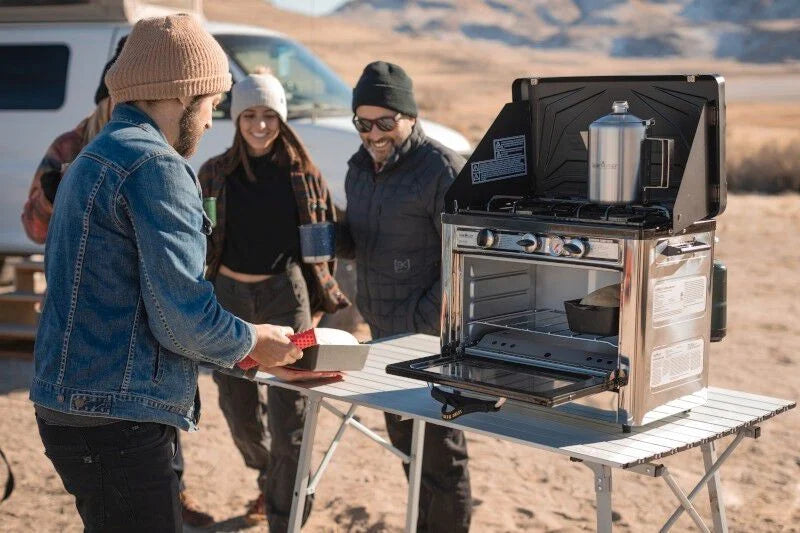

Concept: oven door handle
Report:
left=431, top=386, right=506, bottom=421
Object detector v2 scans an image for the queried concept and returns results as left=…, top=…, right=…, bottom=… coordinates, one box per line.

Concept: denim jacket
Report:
left=30, top=104, right=256, bottom=431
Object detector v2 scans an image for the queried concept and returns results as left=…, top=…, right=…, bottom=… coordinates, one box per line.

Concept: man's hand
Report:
left=266, top=366, right=343, bottom=383
left=247, top=324, right=302, bottom=367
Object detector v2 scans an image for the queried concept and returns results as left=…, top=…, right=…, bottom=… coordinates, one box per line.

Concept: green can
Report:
left=203, top=197, right=217, bottom=228
left=710, top=260, right=726, bottom=342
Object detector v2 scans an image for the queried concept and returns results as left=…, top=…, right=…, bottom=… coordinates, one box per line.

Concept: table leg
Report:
left=307, top=404, right=358, bottom=494
left=702, top=441, right=729, bottom=533
left=585, top=462, right=613, bottom=533
left=662, top=431, right=746, bottom=530
left=405, top=418, right=425, bottom=533
left=288, top=395, right=321, bottom=533
left=660, top=468, right=711, bottom=533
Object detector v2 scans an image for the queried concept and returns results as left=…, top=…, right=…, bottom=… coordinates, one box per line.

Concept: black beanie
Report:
left=94, top=36, right=127, bottom=104
left=352, top=61, right=417, bottom=117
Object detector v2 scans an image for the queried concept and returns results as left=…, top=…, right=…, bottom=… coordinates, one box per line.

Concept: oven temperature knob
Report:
left=564, top=239, right=587, bottom=258
left=476, top=229, right=497, bottom=248
left=516, top=233, right=539, bottom=253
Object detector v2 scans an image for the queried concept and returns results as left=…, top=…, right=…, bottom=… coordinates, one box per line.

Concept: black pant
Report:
left=36, top=417, right=181, bottom=532
left=172, top=433, right=185, bottom=492
left=370, top=325, right=472, bottom=532
left=384, top=413, right=472, bottom=532
left=212, top=266, right=313, bottom=532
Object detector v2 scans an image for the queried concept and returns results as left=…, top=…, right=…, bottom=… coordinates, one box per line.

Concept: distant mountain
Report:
left=334, top=0, right=800, bottom=62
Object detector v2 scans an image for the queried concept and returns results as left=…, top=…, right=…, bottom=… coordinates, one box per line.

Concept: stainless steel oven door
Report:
left=386, top=353, right=619, bottom=407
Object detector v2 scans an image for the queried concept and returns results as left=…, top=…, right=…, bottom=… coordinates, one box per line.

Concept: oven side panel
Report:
left=626, top=229, right=714, bottom=425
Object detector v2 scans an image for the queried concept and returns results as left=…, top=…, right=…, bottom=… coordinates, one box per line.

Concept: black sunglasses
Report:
left=352, top=113, right=402, bottom=133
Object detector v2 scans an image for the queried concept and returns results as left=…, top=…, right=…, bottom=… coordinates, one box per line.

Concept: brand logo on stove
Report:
left=591, top=161, right=619, bottom=170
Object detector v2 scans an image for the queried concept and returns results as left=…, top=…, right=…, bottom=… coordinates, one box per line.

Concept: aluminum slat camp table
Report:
left=254, top=334, right=795, bottom=532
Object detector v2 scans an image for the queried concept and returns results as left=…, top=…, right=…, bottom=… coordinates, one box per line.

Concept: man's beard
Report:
left=174, top=102, right=205, bottom=158
left=365, top=138, right=397, bottom=165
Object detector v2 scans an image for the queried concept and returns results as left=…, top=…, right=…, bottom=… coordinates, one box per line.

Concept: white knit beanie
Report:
left=231, top=73, right=288, bottom=123
left=105, top=14, right=231, bottom=103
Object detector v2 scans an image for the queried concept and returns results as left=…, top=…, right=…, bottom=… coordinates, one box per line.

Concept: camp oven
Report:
left=387, top=75, right=727, bottom=429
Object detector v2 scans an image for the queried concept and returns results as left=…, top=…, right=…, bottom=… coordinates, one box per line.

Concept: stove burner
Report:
left=484, top=196, right=671, bottom=227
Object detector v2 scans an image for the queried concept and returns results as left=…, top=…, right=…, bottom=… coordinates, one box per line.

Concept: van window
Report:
left=0, top=44, right=70, bottom=110
left=215, top=34, right=351, bottom=120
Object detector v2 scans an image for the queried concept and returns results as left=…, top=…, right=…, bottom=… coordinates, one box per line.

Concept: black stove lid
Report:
left=445, top=75, right=726, bottom=233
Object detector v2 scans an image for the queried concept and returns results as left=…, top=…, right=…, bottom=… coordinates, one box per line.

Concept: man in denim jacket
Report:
left=29, top=16, right=328, bottom=532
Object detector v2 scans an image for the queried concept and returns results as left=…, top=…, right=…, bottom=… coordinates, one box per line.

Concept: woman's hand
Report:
left=265, top=365, right=343, bottom=382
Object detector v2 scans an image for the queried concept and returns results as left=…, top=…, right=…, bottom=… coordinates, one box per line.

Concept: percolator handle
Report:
left=643, top=137, right=674, bottom=191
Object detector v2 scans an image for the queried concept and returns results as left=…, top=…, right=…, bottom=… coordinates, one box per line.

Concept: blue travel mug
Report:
left=298, top=221, right=335, bottom=263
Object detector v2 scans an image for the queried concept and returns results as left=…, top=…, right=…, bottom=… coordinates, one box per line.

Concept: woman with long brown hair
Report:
left=198, top=73, right=350, bottom=530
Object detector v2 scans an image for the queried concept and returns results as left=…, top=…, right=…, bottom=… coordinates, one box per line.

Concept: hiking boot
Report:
left=180, top=490, right=215, bottom=528
left=244, top=492, right=267, bottom=526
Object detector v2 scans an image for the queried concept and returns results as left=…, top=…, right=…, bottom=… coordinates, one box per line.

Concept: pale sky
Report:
left=270, top=0, right=351, bottom=16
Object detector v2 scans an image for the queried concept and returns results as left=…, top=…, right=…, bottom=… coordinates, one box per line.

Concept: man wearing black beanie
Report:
left=338, top=61, right=472, bottom=531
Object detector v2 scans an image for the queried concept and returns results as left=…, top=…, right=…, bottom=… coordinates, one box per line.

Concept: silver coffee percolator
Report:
left=588, top=101, right=674, bottom=204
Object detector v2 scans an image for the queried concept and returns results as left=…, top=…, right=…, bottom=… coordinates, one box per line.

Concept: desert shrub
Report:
left=727, top=139, right=800, bottom=193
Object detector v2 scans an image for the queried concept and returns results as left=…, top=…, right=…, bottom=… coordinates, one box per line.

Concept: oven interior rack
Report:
left=468, top=308, right=619, bottom=349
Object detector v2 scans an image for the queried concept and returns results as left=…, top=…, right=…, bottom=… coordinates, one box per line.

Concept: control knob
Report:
left=516, top=233, right=539, bottom=253
left=549, top=236, right=588, bottom=257
left=564, top=238, right=587, bottom=257
left=476, top=229, right=497, bottom=248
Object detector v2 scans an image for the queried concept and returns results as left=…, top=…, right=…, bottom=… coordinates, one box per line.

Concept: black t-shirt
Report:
left=220, top=154, right=301, bottom=274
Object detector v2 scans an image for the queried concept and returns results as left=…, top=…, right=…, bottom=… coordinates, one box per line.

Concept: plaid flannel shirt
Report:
left=198, top=154, right=351, bottom=314
left=21, top=118, right=89, bottom=244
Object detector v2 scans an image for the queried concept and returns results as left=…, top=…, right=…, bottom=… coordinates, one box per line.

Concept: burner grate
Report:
left=483, top=196, right=671, bottom=227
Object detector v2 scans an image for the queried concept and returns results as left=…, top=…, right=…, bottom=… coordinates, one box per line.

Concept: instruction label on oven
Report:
left=470, top=135, right=527, bottom=184
left=652, top=275, right=707, bottom=324
left=650, top=338, right=704, bottom=388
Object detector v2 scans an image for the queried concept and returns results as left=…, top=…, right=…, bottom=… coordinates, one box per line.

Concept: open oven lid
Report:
left=386, top=352, right=621, bottom=408
left=445, top=75, right=726, bottom=233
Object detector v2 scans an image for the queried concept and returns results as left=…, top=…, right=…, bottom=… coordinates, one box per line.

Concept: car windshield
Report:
left=215, top=34, right=351, bottom=119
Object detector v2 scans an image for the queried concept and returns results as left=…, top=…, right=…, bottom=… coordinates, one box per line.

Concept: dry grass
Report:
left=727, top=140, right=800, bottom=191
left=726, top=103, right=800, bottom=192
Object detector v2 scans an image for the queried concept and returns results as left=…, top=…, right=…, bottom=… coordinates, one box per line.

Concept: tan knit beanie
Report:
left=105, top=14, right=232, bottom=103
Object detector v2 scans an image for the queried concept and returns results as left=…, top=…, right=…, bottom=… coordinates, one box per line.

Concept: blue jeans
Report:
left=36, top=417, right=181, bottom=532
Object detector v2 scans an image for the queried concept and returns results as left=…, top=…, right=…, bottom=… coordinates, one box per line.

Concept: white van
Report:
left=0, top=0, right=471, bottom=257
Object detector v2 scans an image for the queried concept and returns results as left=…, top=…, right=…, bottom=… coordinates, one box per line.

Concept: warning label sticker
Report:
left=456, top=229, right=477, bottom=247
left=652, top=275, right=707, bottom=324
left=650, top=338, right=705, bottom=388
left=470, top=135, right=527, bottom=184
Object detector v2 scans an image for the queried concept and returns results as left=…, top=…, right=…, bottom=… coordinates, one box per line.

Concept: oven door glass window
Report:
left=387, top=354, right=616, bottom=407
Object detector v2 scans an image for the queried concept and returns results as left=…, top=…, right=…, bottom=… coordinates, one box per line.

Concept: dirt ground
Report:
left=1, top=2, right=799, bottom=531
left=1, top=194, right=798, bottom=533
